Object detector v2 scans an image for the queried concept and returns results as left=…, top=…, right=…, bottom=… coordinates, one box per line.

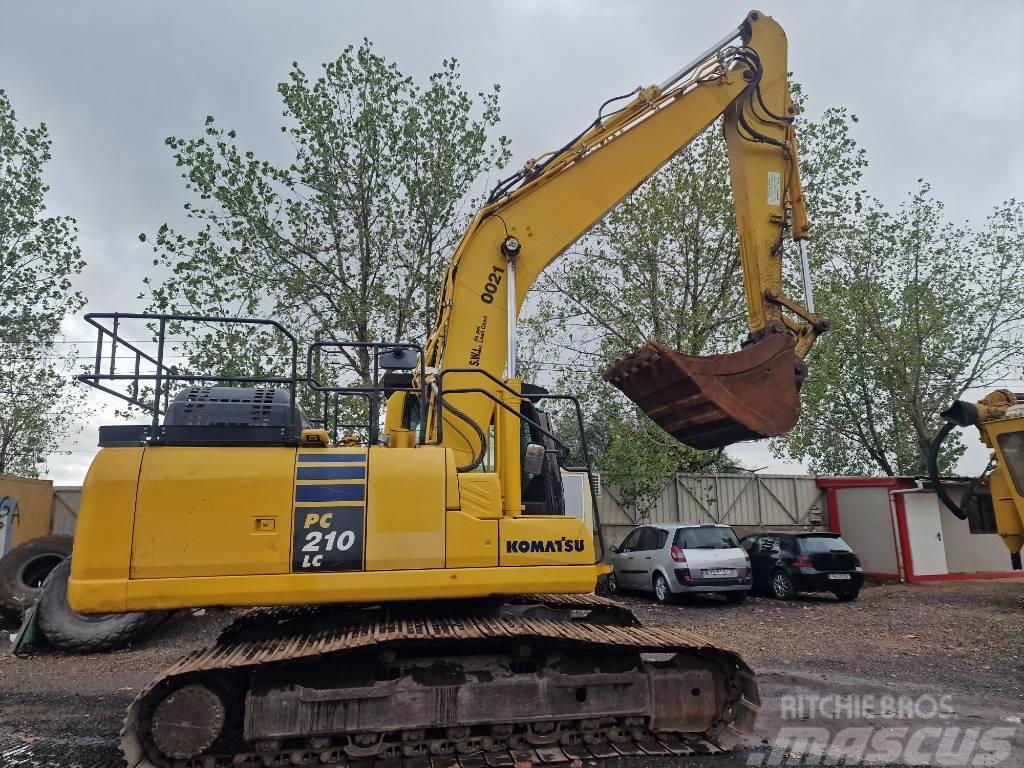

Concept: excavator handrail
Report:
left=305, top=339, right=429, bottom=444
left=79, top=311, right=300, bottom=433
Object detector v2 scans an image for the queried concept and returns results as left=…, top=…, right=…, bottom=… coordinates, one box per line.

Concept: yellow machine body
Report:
left=69, top=440, right=599, bottom=614
left=975, top=409, right=1024, bottom=558
left=938, top=389, right=1024, bottom=563
left=70, top=10, right=815, bottom=617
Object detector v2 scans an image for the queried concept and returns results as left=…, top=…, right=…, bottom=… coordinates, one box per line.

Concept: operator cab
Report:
left=995, top=431, right=1024, bottom=495
left=397, top=382, right=570, bottom=518
left=519, top=384, right=566, bottom=517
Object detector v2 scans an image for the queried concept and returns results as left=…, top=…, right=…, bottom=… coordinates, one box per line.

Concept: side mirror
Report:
left=378, top=347, right=416, bottom=370
left=523, top=443, right=546, bottom=475
left=610, top=545, right=619, bottom=554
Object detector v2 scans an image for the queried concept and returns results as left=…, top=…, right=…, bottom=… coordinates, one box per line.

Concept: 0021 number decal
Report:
left=479, top=265, right=504, bottom=304
left=292, top=507, right=364, bottom=572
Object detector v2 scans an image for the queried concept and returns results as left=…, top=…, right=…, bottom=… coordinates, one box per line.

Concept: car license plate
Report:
left=704, top=568, right=734, bottom=577
left=828, top=573, right=851, bottom=580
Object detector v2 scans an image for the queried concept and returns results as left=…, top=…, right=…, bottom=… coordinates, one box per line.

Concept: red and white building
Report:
left=817, top=476, right=1023, bottom=582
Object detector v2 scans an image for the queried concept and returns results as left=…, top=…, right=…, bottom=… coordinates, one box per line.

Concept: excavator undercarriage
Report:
left=123, top=596, right=758, bottom=768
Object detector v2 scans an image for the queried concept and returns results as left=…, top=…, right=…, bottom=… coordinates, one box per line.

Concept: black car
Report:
left=740, top=532, right=864, bottom=601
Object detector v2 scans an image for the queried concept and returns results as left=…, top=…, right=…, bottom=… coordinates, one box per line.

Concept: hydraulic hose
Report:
left=927, top=420, right=986, bottom=521
left=438, top=396, right=488, bottom=473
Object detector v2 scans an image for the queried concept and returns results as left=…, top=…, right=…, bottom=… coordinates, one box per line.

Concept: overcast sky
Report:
left=2, top=0, right=1022, bottom=484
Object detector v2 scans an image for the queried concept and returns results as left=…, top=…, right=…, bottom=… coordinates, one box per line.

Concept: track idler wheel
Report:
left=603, top=332, right=803, bottom=449
left=150, top=683, right=226, bottom=760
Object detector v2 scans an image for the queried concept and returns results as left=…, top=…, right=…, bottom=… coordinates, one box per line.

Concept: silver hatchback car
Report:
left=607, top=523, right=751, bottom=604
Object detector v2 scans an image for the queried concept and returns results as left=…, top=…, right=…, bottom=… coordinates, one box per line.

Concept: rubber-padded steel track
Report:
left=121, top=596, right=759, bottom=768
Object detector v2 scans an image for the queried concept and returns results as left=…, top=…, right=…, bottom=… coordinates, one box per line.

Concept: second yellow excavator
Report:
left=929, top=391, right=1024, bottom=571
left=50, top=10, right=826, bottom=767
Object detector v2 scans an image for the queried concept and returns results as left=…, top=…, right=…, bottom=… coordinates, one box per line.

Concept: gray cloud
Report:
left=2, top=0, right=1020, bottom=482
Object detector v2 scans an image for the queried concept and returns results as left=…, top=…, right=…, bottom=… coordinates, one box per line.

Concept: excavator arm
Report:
left=420, top=10, right=827, bottom=466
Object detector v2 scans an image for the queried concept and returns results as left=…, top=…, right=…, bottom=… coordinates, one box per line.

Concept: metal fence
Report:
left=597, top=472, right=824, bottom=545
left=52, top=487, right=81, bottom=537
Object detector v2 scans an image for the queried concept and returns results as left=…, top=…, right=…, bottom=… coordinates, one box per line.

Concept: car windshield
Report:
left=674, top=527, right=739, bottom=549
left=797, top=535, right=853, bottom=553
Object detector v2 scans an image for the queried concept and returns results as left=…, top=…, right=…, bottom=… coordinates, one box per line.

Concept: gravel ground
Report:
left=1, top=580, right=1021, bottom=767
left=620, top=578, right=1024, bottom=702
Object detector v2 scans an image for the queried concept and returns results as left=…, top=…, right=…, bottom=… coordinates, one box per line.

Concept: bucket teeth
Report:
left=603, top=333, right=802, bottom=450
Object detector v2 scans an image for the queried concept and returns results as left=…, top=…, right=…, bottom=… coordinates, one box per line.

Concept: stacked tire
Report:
left=0, top=535, right=167, bottom=652
left=0, top=535, right=73, bottom=624
left=36, top=559, right=168, bottom=652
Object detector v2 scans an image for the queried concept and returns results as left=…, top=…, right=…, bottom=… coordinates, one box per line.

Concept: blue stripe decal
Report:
left=298, top=453, right=366, bottom=463
left=297, top=466, right=366, bottom=481
left=296, top=484, right=366, bottom=503
left=294, top=505, right=364, bottom=516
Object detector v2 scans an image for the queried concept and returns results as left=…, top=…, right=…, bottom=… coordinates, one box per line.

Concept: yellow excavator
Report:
left=46, top=11, right=827, bottom=767
left=929, top=391, right=1024, bottom=571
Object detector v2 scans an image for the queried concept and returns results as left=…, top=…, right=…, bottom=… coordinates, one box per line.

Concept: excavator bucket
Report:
left=603, top=332, right=803, bottom=450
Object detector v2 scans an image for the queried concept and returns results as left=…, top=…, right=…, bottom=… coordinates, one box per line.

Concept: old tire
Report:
left=834, top=586, right=860, bottom=602
left=0, top=534, right=74, bottom=618
left=37, top=559, right=167, bottom=653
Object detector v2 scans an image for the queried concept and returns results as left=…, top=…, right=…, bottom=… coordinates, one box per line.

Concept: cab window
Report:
left=997, top=432, right=1024, bottom=496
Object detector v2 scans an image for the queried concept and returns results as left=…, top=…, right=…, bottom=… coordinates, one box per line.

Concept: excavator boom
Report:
left=425, top=10, right=825, bottom=461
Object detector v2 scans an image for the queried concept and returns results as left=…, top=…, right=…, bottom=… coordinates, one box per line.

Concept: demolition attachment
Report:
left=603, top=332, right=804, bottom=450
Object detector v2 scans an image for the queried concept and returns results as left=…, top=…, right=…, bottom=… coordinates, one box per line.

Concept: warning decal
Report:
left=767, top=171, right=782, bottom=207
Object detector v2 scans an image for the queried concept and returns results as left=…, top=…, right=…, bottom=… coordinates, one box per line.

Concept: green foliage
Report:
left=142, top=41, right=510, bottom=401
left=778, top=187, right=1024, bottom=475
left=0, top=355, right=84, bottom=477
left=0, top=90, right=87, bottom=476
left=0, top=90, right=85, bottom=341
